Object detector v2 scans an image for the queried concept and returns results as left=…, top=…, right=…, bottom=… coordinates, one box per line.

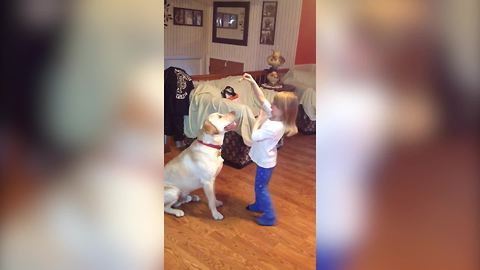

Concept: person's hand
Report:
left=241, top=73, right=256, bottom=84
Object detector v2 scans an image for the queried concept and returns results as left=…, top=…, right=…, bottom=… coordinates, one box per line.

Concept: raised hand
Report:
left=242, top=73, right=267, bottom=104
left=242, top=73, right=256, bottom=84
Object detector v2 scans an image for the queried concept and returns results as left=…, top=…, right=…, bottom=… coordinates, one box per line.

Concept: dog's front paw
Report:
left=215, top=200, right=223, bottom=207
left=174, top=209, right=184, bottom=217
left=212, top=210, right=224, bottom=220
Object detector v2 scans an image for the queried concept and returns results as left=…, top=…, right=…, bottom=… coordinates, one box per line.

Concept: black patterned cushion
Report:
left=221, top=131, right=252, bottom=169
left=296, top=105, right=316, bottom=135
left=183, top=132, right=252, bottom=169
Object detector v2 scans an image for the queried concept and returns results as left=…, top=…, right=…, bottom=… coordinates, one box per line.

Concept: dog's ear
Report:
left=203, top=119, right=219, bottom=135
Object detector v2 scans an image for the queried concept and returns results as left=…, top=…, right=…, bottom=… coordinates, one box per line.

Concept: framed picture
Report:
left=212, top=1, right=250, bottom=46
left=174, top=7, right=203, bottom=27
left=260, top=1, right=277, bottom=45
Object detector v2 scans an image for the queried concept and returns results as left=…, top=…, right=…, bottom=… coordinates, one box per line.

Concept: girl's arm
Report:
left=242, top=73, right=267, bottom=104
left=252, top=109, right=267, bottom=130
left=251, top=110, right=270, bottom=141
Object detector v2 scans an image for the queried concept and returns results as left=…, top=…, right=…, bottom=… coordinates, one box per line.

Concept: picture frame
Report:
left=173, top=7, right=203, bottom=27
left=212, top=1, right=250, bottom=46
left=260, top=1, right=277, bottom=45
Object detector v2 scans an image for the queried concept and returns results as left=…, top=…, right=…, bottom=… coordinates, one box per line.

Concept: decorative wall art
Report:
left=259, top=1, right=278, bottom=45
left=212, top=1, right=250, bottom=46
left=174, top=7, right=203, bottom=27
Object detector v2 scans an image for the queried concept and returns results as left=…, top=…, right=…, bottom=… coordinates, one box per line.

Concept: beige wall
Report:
left=165, top=0, right=303, bottom=74
left=164, top=0, right=209, bottom=73
left=207, top=0, right=303, bottom=71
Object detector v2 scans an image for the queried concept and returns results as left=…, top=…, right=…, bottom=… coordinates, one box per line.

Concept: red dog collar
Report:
left=197, top=140, right=222, bottom=150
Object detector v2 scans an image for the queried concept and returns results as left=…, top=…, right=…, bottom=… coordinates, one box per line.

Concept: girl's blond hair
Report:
left=272, top=92, right=299, bottom=137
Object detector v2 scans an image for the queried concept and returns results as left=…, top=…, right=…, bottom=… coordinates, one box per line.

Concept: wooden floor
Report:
left=164, top=134, right=316, bottom=270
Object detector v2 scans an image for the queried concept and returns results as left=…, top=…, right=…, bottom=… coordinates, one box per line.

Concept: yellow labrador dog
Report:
left=164, top=112, right=237, bottom=220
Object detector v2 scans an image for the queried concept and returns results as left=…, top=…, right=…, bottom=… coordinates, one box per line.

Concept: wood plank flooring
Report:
left=164, top=134, right=316, bottom=270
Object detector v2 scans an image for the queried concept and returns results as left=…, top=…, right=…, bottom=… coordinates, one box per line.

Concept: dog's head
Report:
left=202, top=112, right=237, bottom=135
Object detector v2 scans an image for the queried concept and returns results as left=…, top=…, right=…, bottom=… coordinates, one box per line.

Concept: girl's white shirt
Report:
left=249, top=100, right=285, bottom=168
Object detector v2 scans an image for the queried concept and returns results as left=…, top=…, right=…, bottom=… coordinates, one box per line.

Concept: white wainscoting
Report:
left=164, top=56, right=205, bottom=75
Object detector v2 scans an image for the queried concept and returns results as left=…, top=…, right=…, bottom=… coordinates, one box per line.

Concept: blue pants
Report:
left=254, top=165, right=275, bottom=219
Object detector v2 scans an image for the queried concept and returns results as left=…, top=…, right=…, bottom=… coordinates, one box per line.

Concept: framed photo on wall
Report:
left=174, top=7, right=203, bottom=27
left=260, top=1, right=277, bottom=45
left=212, top=1, right=250, bottom=46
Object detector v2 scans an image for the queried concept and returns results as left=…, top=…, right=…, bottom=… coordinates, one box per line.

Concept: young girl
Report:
left=241, top=73, right=299, bottom=226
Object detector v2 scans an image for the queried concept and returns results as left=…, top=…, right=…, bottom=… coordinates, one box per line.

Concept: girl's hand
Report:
left=243, top=73, right=266, bottom=104
left=242, top=73, right=256, bottom=84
